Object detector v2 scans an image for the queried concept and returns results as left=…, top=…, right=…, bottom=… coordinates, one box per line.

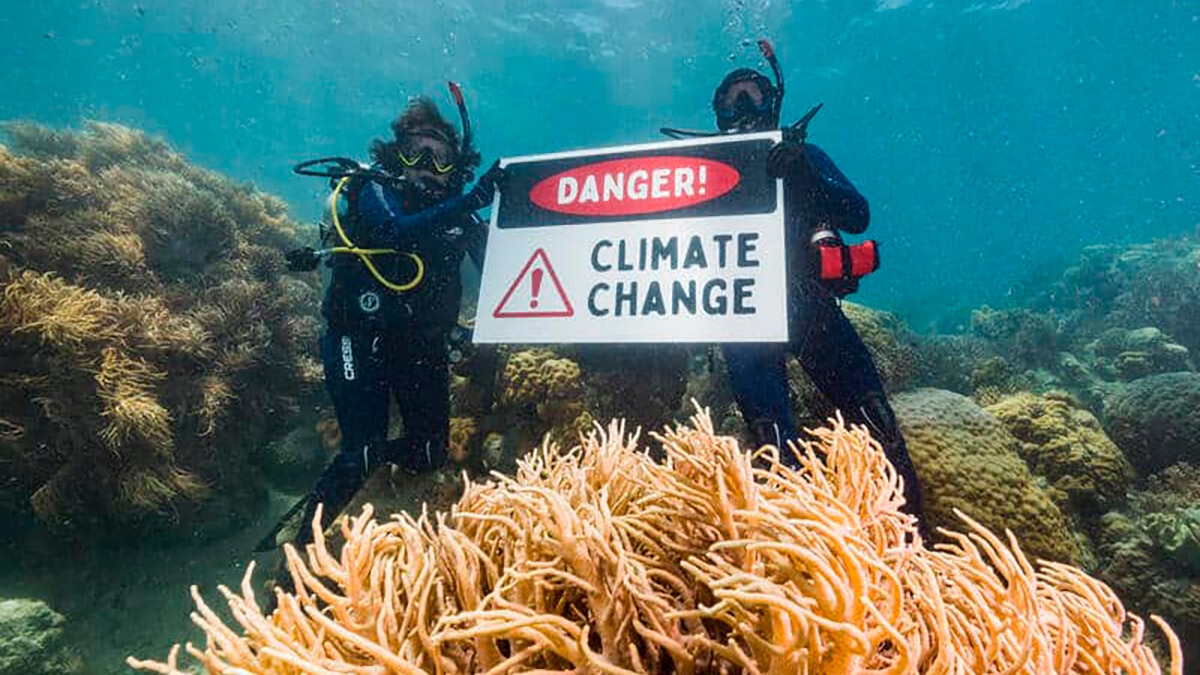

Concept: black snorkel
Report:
left=660, top=39, right=822, bottom=140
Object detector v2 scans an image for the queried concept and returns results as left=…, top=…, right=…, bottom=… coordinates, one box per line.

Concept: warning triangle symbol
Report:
left=493, top=248, right=574, bottom=319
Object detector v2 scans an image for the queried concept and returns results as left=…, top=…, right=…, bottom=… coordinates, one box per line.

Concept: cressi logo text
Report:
left=528, top=156, right=740, bottom=216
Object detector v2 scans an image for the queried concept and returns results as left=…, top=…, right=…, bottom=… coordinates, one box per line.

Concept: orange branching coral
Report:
left=128, top=410, right=1182, bottom=674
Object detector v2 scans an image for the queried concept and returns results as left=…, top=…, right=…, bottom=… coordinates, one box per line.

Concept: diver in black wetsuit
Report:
left=274, top=90, right=503, bottom=552
left=703, top=52, right=927, bottom=529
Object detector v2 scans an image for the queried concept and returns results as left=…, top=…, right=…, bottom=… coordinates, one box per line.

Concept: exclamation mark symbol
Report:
left=698, top=164, right=707, bottom=195
left=530, top=268, right=543, bottom=309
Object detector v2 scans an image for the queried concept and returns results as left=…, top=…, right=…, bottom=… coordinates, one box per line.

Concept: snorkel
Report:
left=660, top=39, right=821, bottom=140
left=446, top=81, right=476, bottom=186
left=756, top=39, right=784, bottom=127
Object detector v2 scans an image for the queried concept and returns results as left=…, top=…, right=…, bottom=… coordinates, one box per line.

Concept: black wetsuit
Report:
left=300, top=171, right=485, bottom=545
left=722, top=143, right=926, bottom=522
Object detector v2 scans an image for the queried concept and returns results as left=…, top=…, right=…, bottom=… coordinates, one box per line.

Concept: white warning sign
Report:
left=474, top=132, right=787, bottom=344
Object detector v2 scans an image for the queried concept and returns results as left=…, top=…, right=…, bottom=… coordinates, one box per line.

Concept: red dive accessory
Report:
left=818, top=240, right=879, bottom=281
left=812, top=229, right=879, bottom=296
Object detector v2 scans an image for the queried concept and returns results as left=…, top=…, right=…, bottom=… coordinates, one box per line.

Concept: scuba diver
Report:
left=665, top=41, right=927, bottom=533
left=264, top=84, right=503, bottom=555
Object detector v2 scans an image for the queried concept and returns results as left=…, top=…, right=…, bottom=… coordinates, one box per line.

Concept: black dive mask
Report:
left=715, top=91, right=776, bottom=131
left=713, top=70, right=779, bottom=132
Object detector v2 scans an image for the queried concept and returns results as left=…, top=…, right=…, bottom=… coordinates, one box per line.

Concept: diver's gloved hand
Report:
left=464, top=160, right=505, bottom=211
left=285, top=246, right=321, bottom=272
left=765, top=140, right=811, bottom=179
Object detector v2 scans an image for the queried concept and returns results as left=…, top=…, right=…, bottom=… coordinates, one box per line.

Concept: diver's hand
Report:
left=285, top=246, right=321, bottom=272
left=766, top=140, right=809, bottom=179
left=464, top=160, right=505, bottom=211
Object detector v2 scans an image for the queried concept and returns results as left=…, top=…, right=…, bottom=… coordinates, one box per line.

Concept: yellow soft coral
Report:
left=893, top=388, right=1083, bottom=564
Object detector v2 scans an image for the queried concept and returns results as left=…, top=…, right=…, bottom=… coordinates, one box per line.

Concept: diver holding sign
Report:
left=665, top=40, right=928, bottom=535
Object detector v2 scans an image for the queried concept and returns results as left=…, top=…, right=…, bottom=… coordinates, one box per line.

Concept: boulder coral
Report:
left=985, top=391, right=1135, bottom=515
left=476, top=345, right=692, bottom=467
left=891, top=388, right=1083, bottom=565
left=0, top=121, right=321, bottom=539
left=1104, top=372, right=1200, bottom=474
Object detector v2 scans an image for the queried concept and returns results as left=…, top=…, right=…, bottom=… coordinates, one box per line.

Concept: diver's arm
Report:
left=797, top=144, right=870, bottom=235
left=357, top=180, right=476, bottom=240
left=465, top=218, right=489, bottom=270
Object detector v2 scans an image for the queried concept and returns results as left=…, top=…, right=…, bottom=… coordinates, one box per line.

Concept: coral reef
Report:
left=251, top=413, right=338, bottom=494
left=0, top=121, right=321, bottom=539
left=495, top=348, right=594, bottom=451
left=1096, top=463, right=1200, bottom=668
left=1039, top=239, right=1200, bottom=356
left=909, top=332, right=992, bottom=394
left=968, top=355, right=1036, bottom=406
left=448, top=416, right=477, bottom=464
left=1103, top=372, right=1200, bottom=474
left=457, top=344, right=692, bottom=470
left=0, top=598, right=80, bottom=675
left=841, top=301, right=920, bottom=392
left=1088, top=326, right=1191, bottom=381
left=891, top=389, right=1083, bottom=565
left=985, top=391, right=1135, bottom=516
left=128, top=412, right=1181, bottom=673
left=969, top=305, right=1063, bottom=370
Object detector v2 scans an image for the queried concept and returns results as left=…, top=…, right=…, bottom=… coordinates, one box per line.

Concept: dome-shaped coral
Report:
left=986, top=391, right=1134, bottom=515
left=1104, top=372, right=1200, bottom=475
left=892, top=388, right=1083, bottom=564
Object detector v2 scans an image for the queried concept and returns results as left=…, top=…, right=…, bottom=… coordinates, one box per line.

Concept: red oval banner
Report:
left=528, top=156, right=741, bottom=217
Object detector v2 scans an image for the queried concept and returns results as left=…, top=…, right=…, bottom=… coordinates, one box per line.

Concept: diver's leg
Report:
left=390, top=335, right=450, bottom=472
left=721, top=342, right=798, bottom=463
left=792, top=297, right=928, bottom=531
left=295, top=330, right=389, bottom=546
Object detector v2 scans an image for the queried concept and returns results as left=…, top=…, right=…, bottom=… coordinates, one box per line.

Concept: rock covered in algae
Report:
left=0, top=598, right=80, bottom=675
left=892, top=388, right=1083, bottom=564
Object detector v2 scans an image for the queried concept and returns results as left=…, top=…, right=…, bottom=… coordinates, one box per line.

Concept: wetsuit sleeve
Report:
left=797, top=144, right=870, bottom=235
left=356, top=179, right=476, bottom=242
left=465, top=219, right=489, bottom=270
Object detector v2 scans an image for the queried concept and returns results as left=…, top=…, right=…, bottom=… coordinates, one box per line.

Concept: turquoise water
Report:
left=4, top=1, right=1197, bottom=327
left=2, top=1, right=1199, bottom=671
